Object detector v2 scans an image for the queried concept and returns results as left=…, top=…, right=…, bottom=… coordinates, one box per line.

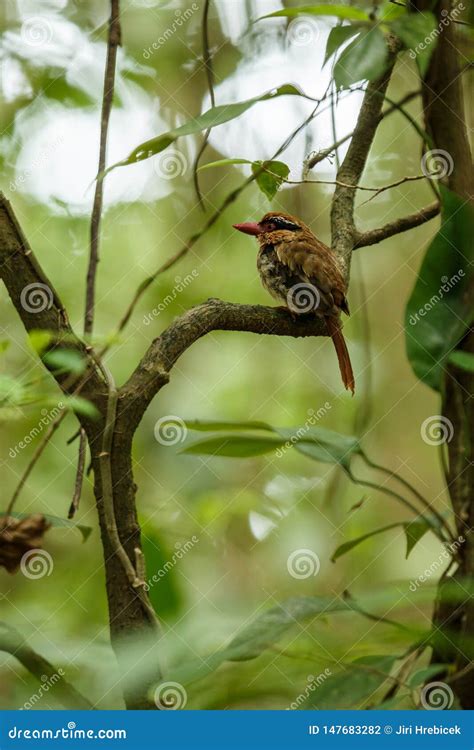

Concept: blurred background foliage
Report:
left=0, top=0, right=471, bottom=709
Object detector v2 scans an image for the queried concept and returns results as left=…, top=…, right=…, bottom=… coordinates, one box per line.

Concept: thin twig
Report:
left=306, top=90, right=419, bottom=169
left=5, top=411, right=67, bottom=516
left=354, top=201, right=440, bottom=248
left=84, top=0, right=121, bottom=336
left=192, top=0, right=215, bottom=209
left=68, top=428, right=87, bottom=519
left=361, top=454, right=455, bottom=542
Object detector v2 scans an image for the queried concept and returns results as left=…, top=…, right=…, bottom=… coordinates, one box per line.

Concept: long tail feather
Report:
left=326, top=317, right=355, bottom=395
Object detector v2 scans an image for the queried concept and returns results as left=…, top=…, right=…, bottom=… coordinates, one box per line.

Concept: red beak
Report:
left=233, top=222, right=262, bottom=236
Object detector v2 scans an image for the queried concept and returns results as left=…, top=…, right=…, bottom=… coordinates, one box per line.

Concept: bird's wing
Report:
left=275, top=238, right=349, bottom=313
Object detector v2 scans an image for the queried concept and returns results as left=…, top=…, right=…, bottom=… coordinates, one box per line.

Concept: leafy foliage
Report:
left=405, top=187, right=474, bottom=391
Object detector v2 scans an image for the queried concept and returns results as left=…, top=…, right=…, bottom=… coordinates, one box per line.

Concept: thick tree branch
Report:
left=331, top=40, right=400, bottom=273
left=0, top=194, right=106, bottom=411
left=0, top=622, right=93, bottom=709
left=119, top=300, right=327, bottom=431
left=354, top=201, right=440, bottom=248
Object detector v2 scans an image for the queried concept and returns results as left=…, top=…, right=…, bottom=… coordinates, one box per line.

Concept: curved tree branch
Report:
left=119, top=299, right=327, bottom=431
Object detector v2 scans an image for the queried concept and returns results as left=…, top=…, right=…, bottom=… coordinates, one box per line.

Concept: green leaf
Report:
left=405, top=188, right=474, bottom=391
left=407, top=664, right=450, bottom=688
left=184, top=422, right=361, bottom=468
left=0, top=375, right=24, bottom=406
left=169, top=596, right=351, bottom=686
left=0, top=340, right=10, bottom=354
left=0, top=512, right=92, bottom=542
left=181, top=434, right=285, bottom=457
left=289, top=426, right=361, bottom=469
left=104, top=85, right=306, bottom=175
left=334, top=28, right=389, bottom=89
left=306, top=655, right=398, bottom=709
left=43, top=349, right=87, bottom=375
left=258, top=5, right=369, bottom=22
left=391, top=12, right=437, bottom=77
left=324, top=25, right=360, bottom=66
left=252, top=160, right=290, bottom=200
left=185, top=419, right=271, bottom=431
left=28, top=330, right=53, bottom=355
left=62, top=396, right=99, bottom=419
left=331, top=523, right=401, bottom=561
left=141, top=524, right=183, bottom=620
left=448, top=350, right=474, bottom=373
left=403, top=517, right=432, bottom=558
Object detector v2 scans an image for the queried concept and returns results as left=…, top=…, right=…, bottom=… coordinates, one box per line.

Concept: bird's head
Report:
left=233, top=212, right=307, bottom=245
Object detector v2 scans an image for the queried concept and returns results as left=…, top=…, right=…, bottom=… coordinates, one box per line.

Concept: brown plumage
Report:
left=233, top=211, right=355, bottom=394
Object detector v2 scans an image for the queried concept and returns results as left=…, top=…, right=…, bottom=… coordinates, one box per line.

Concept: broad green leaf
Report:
left=324, top=25, right=360, bottom=66
left=181, top=434, right=285, bottom=457
left=379, top=1, right=406, bottom=22
left=405, top=188, right=474, bottom=391
left=448, top=350, right=474, bottom=373
left=104, top=85, right=305, bottom=175
left=258, top=6, right=369, bottom=22
left=306, top=655, right=398, bottom=709
left=334, top=28, right=389, bottom=89
left=252, top=160, right=290, bottom=200
left=331, top=523, right=401, bottom=561
left=391, top=12, right=437, bottom=77
left=43, top=349, right=87, bottom=375
left=0, top=512, right=92, bottom=542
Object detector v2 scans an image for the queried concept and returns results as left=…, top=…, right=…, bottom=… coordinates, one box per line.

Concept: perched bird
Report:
left=233, top=211, right=355, bottom=394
